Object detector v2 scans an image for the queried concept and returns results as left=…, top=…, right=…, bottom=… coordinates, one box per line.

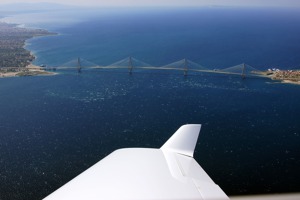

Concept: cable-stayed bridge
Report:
left=45, top=57, right=263, bottom=78
left=159, top=59, right=208, bottom=76
left=103, top=56, right=152, bottom=74
left=219, top=63, right=262, bottom=78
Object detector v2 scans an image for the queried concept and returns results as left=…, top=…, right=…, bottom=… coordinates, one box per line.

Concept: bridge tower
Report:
left=77, top=57, right=82, bottom=73
left=241, top=63, right=246, bottom=79
left=183, top=58, right=188, bottom=76
left=128, top=56, right=133, bottom=75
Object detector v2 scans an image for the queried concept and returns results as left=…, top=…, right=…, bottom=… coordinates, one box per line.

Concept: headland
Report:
left=260, top=69, right=300, bottom=85
left=0, top=22, right=56, bottom=78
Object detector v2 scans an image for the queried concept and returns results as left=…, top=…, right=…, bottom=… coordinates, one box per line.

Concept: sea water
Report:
left=0, top=7, right=300, bottom=200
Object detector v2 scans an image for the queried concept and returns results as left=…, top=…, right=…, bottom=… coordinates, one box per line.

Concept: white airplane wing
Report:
left=43, top=124, right=229, bottom=200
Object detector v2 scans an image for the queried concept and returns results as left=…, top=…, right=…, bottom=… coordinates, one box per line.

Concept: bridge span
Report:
left=45, top=57, right=264, bottom=78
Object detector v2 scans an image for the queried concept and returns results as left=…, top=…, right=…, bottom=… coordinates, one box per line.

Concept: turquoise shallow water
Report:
left=0, top=7, right=300, bottom=200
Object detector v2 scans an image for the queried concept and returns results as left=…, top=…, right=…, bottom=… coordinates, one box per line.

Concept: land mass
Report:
left=260, top=69, right=300, bottom=85
left=0, top=22, right=56, bottom=77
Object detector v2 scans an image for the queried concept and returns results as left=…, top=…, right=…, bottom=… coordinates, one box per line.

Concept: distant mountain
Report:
left=0, top=2, right=80, bottom=15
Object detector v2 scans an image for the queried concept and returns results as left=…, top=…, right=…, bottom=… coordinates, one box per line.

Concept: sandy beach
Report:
left=281, top=79, right=300, bottom=85
left=0, top=64, right=57, bottom=78
left=0, top=72, right=18, bottom=78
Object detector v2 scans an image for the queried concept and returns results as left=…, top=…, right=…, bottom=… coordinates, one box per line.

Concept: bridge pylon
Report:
left=241, top=63, right=246, bottom=79
left=221, top=63, right=262, bottom=78
left=128, top=56, right=133, bottom=75
left=183, top=58, right=188, bottom=76
left=77, top=57, right=82, bottom=73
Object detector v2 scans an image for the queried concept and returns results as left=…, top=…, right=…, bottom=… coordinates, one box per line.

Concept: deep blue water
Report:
left=24, top=7, right=300, bottom=68
left=0, top=7, right=300, bottom=200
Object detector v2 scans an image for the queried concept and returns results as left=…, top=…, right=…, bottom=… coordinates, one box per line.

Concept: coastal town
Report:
left=0, top=22, right=55, bottom=77
left=264, top=68, right=300, bottom=84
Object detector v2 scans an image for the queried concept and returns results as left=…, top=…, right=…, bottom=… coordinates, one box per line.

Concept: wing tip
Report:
left=161, top=124, right=201, bottom=157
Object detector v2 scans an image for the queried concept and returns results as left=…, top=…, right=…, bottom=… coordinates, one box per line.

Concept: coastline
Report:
left=270, top=70, right=300, bottom=85
left=0, top=65, right=57, bottom=78
left=0, top=21, right=58, bottom=78
left=281, top=79, right=300, bottom=85
left=257, top=70, right=300, bottom=86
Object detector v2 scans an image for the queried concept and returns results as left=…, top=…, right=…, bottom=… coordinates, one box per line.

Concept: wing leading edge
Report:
left=43, top=124, right=229, bottom=200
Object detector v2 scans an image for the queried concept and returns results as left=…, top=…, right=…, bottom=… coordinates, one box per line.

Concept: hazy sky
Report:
left=0, top=0, right=300, bottom=7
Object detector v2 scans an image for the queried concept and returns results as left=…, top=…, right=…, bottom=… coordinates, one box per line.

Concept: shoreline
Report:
left=0, top=65, right=57, bottom=78
left=255, top=70, right=300, bottom=85
left=0, top=21, right=58, bottom=78
left=281, top=79, right=300, bottom=85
